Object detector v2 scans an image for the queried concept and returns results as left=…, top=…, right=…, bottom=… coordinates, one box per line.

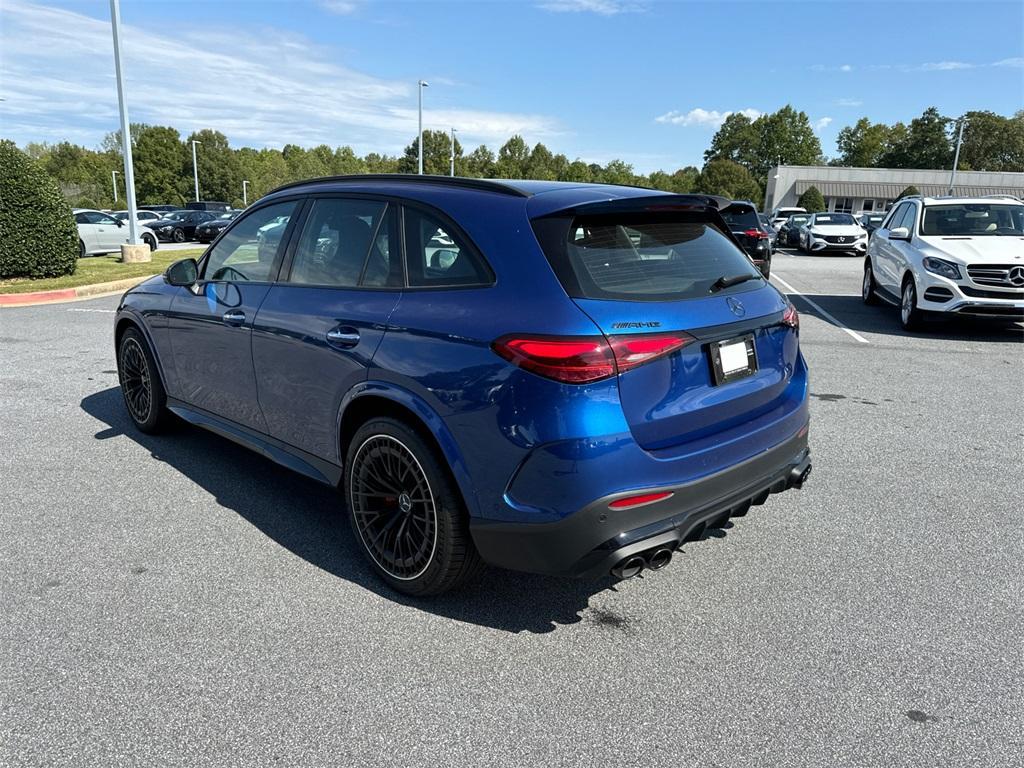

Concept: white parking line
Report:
left=67, top=308, right=116, bottom=313
left=771, top=273, right=870, bottom=344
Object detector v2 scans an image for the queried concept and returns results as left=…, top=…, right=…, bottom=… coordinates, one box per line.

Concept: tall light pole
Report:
left=449, top=127, right=457, bottom=177
left=191, top=140, right=201, bottom=201
left=109, top=0, right=138, bottom=244
left=417, top=79, right=429, bottom=175
left=242, top=180, right=250, bottom=207
left=112, top=170, right=119, bottom=204
left=948, top=118, right=968, bottom=195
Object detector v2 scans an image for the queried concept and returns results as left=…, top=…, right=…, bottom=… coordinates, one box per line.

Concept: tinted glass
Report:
left=404, top=208, right=490, bottom=287
left=203, top=201, right=297, bottom=282
left=720, top=207, right=759, bottom=230
left=883, top=203, right=907, bottom=230
left=920, top=203, right=1024, bottom=236
left=288, top=198, right=396, bottom=288
left=561, top=217, right=761, bottom=301
left=895, top=203, right=917, bottom=232
left=812, top=213, right=856, bottom=225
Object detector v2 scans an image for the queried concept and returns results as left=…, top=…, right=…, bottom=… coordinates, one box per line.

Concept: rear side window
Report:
left=287, top=198, right=401, bottom=288
left=552, top=215, right=761, bottom=301
left=404, top=207, right=491, bottom=287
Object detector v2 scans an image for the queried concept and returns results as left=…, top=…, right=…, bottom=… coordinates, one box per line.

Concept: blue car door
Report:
left=166, top=199, right=302, bottom=432
left=251, top=196, right=403, bottom=464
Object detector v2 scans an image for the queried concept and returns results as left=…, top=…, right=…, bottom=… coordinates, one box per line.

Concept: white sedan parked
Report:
left=113, top=209, right=163, bottom=224
left=798, top=212, right=868, bottom=254
left=74, top=209, right=158, bottom=256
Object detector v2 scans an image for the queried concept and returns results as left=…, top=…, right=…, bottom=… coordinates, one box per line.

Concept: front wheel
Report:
left=172, top=228, right=186, bottom=243
left=862, top=261, right=879, bottom=305
left=900, top=278, right=924, bottom=331
left=117, top=327, right=171, bottom=433
left=142, top=234, right=157, bottom=251
left=79, top=239, right=86, bottom=258
left=345, top=417, right=483, bottom=596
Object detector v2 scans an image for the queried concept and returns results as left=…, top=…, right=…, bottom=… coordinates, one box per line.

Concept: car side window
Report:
left=895, top=203, right=916, bottom=233
left=287, top=198, right=400, bottom=288
left=97, top=213, right=120, bottom=225
left=75, top=213, right=89, bottom=224
left=404, top=207, right=491, bottom=287
left=203, top=201, right=297, bottom=283
left=883, top=203, right=906, bottom=230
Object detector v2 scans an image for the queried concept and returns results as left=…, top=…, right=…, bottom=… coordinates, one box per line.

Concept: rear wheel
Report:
left=862, top=260, right=879, bottom=305
left=345, top=417, right=482, bottom=596
left=79, top=239, right=86, bottom=258
left=142, top=233, right=157, bottom=251
left=900, top=278, right=924, bottom=331
left=117, top=327, right=171, bottom=433
left=172, top=228, right=185, bottom=243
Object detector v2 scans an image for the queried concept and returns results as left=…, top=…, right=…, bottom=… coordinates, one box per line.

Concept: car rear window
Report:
left=536, top=214, right=762, bottom=301
left=720, top=207, right=759, bottom=230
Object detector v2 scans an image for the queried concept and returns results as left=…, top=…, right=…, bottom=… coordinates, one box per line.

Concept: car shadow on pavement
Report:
left=81, top=386, right=652, bottom=634
left=795, top=294, right=1024, bottom=343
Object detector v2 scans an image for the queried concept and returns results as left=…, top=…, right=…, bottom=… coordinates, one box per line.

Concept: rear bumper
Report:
left=470, top=427, right=809, bottom=578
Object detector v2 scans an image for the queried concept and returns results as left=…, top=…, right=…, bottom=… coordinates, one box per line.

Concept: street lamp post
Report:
left=112, top=170, right=119, bottom=204
left=109, top=0, right=138, bottom=244
left=948, top=118, right=968, bottom=195
left=242, top=180, right=250, bottom=207
left=417, top=79, right=429, bottom=175
left=191, top=140, right=201, bottom=202
left=450, top=127, right=457, bottom=177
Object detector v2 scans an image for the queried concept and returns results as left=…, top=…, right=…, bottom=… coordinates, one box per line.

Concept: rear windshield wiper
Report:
left=710, top=273, right=761, bottom=293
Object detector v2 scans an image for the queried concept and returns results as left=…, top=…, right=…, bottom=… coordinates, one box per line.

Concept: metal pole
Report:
left=242, top=180, right=249, bottom=206
left=112, top=170, right=119, bottom=204
left=191, top=140, right=200, bottom=201
left=417, top=80, right=428, bottom=175
left=450, top=127, right=456, bottom=177
left=109, top=0, right=138, bottom=244
left=948, top=119, right=967, bottom=195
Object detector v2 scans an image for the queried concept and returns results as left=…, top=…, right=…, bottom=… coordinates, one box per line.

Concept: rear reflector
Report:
left=608, top=491, right=674, bottom=510
left=492, top=332, right=694, bottom=384
left=782, top=303, right=799, bottom=328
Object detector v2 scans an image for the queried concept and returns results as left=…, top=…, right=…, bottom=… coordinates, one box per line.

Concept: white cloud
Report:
left=0, top=1, right=560, bottom=155
left=318, top=0, right=362, bottom=14
left=655, top=107, right=762, bottom=128
left=537, top=0, right=645, bottom=15
left=839, top=64, right=853, bottom=72
left=836, top=98, right=863, bottom=107
left=813, top=117, right=833, bottom=132
left=920, top=61, right=974, bottom=71
left=993, top=57, right=1024, bottom=68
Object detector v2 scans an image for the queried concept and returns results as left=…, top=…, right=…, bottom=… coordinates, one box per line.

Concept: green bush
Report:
left=0, top=141, right=79, bottom=280
left=797, top=185, right=826, bottom=212
left=897, top=185, right=921, bottom=199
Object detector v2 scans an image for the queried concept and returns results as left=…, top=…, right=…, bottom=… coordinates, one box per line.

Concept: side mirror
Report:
left=165, top=257, right=198, bottom=287
left=889, top=226, right=910, bottom=241
left=116, top=218, right=124, bottom=227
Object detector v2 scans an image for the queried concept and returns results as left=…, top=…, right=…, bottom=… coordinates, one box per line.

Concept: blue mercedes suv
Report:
left=115, top=176, right=811, bottom=595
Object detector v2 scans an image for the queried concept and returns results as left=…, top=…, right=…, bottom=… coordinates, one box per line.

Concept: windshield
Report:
left=113, top=212, right=129, bottom=220
left=920, top=203, right=1024, bottom=236
left=864, top=215, right=885, bottom=225
left=164, top=211, right=187, bottom=220
left=787, top=215, right=810, bottom=226
left=546, top=215, right=761, bottom=301
left=813, top=214, right=856, bottom=226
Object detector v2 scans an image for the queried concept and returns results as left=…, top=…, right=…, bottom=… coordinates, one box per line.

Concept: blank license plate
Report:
left=709, top=334, right=757, bottom=385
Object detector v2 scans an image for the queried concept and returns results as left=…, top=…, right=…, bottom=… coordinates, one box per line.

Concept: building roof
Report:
left=793, top=179, right=1024, bottom=199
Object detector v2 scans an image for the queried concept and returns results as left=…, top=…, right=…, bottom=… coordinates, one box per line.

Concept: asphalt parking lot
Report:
left=2, top=249, right=1021, bottom=767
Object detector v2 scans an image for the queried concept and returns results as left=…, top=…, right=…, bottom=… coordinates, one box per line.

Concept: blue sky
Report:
left=2, top=0, right=1022, bottom=173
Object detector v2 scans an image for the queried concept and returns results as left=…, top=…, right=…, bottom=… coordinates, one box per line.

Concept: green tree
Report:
left=694, top=159, right=761, bottom=204
left=494, top=135, right=530, bottom=178
left=896, top=185, right=920, bottom=200
left=562, top=159, right=592, bottom=182
left=132, top=125, right=187, bottom=204
left=332, top=146, right=367, bottom=175
left=797, top=185, right=826, bottom=212
left=399, top=130, right=461, bottom=175
left=0, top=141, right=78, bottom=279
left=836, top=117, right=894, bottom=167
left=364, top=152, right=400, bottom=174
left=462, top=145, right=495, bottom=178
left=754, top=106, right=823, bottom=178
left=704, top=112, right=760, bottom=169
left=525, top=143, right=558, bottom=180
left=186, top=129, right=241, bottom=202
left=956, top=111, right=1024, bottom=172
left=879, top=107, right=951, bottom=169
left=599, top=159, right=638, bottom=186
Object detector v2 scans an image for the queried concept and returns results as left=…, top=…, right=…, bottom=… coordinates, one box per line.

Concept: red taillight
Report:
left=608, top=491, right=674, bottom=510
left=782, top=303, right=799, bottom=328
left=743, top=228, right=770, bottom=240
left=492, top=332, right=694, bottom=384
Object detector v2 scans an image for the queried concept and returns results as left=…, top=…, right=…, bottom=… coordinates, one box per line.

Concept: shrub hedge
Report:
left=796, top=185, right=826, bottom=213
left=0, top=141, right=79, bottom=280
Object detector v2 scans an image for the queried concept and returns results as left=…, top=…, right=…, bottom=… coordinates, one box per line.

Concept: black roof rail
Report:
left=267, top=174, right=532, bottom=198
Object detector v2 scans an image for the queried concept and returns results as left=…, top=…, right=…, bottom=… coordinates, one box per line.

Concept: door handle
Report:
left=222, top=310, right=246, bottom=326
left=326, top=326, right=360, bottom=349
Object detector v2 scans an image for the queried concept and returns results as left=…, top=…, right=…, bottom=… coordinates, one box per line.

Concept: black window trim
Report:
left=400, top=198, right=496, bottom=291
left=195, top=195, right=308, bottom=286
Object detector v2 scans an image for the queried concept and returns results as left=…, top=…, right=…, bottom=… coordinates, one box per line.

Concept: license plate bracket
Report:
left=709, top=333, right=758, bottom=386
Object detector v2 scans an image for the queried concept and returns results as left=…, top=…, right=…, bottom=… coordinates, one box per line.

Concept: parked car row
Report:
left=73, top=209, right=158, bottom=256
left=77, top=204, right=242, bottom=255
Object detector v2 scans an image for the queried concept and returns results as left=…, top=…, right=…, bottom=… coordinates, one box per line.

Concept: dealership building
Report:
left=763, top=165, right=1024, bottom=214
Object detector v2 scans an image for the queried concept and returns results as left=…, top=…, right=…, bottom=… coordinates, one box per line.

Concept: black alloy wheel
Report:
left=172, top=228, right=186, bottom=243
left=117, top=328, right=170, bottom=433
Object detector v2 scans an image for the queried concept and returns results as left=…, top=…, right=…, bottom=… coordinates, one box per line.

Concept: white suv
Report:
left=862, top=196, right=1024, bottom=330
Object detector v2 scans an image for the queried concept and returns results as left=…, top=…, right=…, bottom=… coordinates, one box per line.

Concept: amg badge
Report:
left=611, top=321, right=662, bottom=329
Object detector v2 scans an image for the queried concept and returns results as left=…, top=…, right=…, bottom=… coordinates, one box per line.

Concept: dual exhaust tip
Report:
left=610, top=546, right=673, bottom=580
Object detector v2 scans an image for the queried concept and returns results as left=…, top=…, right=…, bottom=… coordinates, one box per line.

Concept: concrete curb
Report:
left=0, top=275, right=156, bottom=308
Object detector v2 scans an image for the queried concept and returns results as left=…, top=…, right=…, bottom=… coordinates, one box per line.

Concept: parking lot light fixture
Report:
left=418, top=80, right=429, bottom=175
left=191, top=140, right=201, bottom=202
left=109, top=0, right=138, bottom=245
left=242, top=180, right=250, bottom=206
left=949, top=118, right=968, bottom=195
left=112, top=170, right=119, bottom=204
left=450, top=127, right=457, bottom=177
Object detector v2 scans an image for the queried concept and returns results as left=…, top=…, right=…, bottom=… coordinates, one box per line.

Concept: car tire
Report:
left=900, top=277, right=924, bottom=331
left=345, top=417, right=483, bottom=596
left=143, top=234, right=157, bottom=251
left=79, top=239, right=86, bottom=259
left=117, top=327, right=172, bottom=434
left=172, top=228, right=186, bottom=243
left=862, top=260, right=879, bottom=305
